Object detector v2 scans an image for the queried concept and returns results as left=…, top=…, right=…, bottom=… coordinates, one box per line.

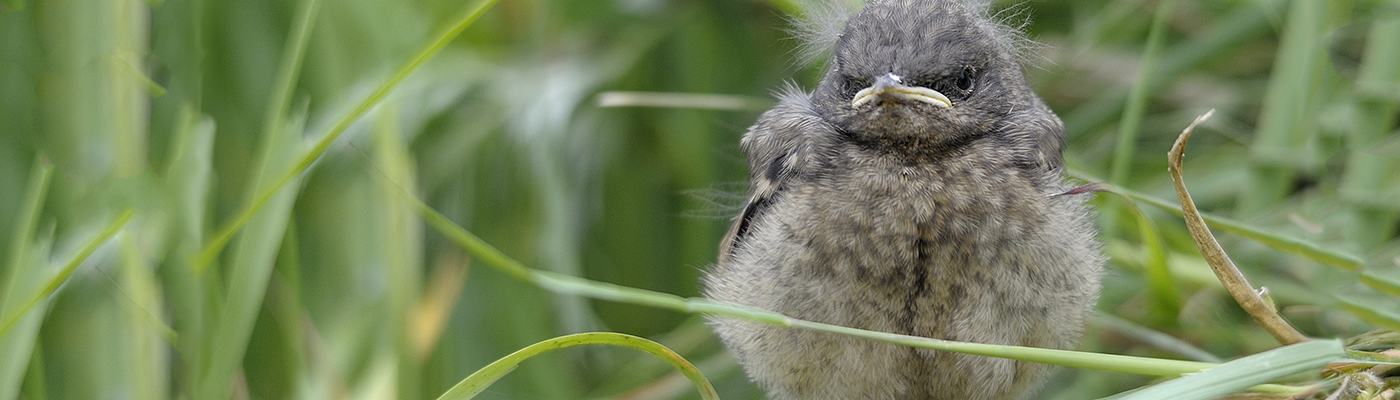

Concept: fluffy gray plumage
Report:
left=704, top=0, right=1104, bottom=399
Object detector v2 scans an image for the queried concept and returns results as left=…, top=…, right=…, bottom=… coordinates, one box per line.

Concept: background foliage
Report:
left=1, top=0, right=1398, bottom=398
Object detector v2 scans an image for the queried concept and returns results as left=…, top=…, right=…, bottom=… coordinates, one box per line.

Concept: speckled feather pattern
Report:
left=704, top=0, right=1104, bottom=399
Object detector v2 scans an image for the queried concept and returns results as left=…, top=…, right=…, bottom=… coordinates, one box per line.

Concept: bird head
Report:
left=810, top=0, right=1046, bottom=148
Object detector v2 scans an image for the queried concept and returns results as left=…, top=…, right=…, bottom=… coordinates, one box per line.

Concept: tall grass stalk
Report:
left=194, top=0, right=501, bottom=269
left=1238, top=0, right=1334, bottom=218
left=1339, top=9, right=1400, bottom=251
left=1108, top=0, right=1175, bottom=187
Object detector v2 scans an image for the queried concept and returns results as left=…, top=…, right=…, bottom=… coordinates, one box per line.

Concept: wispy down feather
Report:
left=785, top=0, right=1046, bottom=69
left=786, top=0, right=863, bottom=66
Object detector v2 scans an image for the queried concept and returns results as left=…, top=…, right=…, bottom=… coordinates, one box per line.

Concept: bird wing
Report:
left=718, top=86, right=840, bottom=263
left=1000, top=95, right=1068, bottom=172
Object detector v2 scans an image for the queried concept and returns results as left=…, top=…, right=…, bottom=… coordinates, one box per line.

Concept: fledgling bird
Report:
left=703, top=0, right=1104, bottom=399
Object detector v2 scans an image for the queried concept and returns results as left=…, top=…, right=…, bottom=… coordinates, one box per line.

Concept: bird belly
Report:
left=706, top=162, right=1101, bottom=400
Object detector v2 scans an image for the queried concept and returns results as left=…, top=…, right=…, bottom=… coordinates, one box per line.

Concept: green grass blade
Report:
left=158, top=104, right=214, bottom=398
left=1339, top=9, right=1400, bottom=250
left=261, top=221, right=311, bottom=398
left=1104, top=241, right=1220, bottom=290
left=117, top=234, right=172, bottom=399
left=435, top=332, right=717, bottom=400
left=117, top=236, right=176, bottom=344
left=191, top=0, right=319, bottom=393
left=20, top=340, right=45, bottom=400
left=0, top=234, right=51, bottom=400
left=1108, top=0, right=1175, bottom=186
left=1127, top=186, right=1362, bottom=270
left=1062, top=4, right=1274, bottom=134
left=0, top=209, right=134, bottom=337
left=193, top=0, right=319, bottom=273
left=378, top=174, right=1224, bottom=378
left=111, top=55, right=166, bottom=97
left=761, top=0, right=801, bottom=15
left=583, top=318, right=718, bottom=398
left=1237, top=0, right=1333, bottom=218
left=3, top=159, right=51, bottom=290
left=1068, top=170, right=1365, bottom=271
left=595, top=91, right=773, bottom=110
left=372, top=104, right=423, bottom=400
left=1335, top=297, right=1400, bottom=332
left=1112, top=340, right=1342, bottom=400
left=163, top=105, right=215, bottom=245
left=194, top=116, right=303, bottom=400
left=193, top=0, right=501, bottom=270
left=1093, top=313, right=1220, bottom=363
left=258, top=0, right=317, bottom=154
left=784, top=316, right=1216, bottom=377
left=415, top=196, right=534, bottom=283
left=1109, top=190, right=1181, bottom=324
left=1360, top=272, right=1400, bottom=299
left=0, top=159, right=53, bottom=399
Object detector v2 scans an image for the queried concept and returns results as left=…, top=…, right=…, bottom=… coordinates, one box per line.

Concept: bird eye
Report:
left=954, top=67, right=976, bottom=92
left=844, top=75, right=870, bottom=95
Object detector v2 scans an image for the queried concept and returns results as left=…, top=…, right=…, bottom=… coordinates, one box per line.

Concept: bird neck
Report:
left=842, top=127, right=989, bottom=163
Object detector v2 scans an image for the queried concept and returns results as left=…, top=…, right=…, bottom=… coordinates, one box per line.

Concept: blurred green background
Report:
left=1, top=0, right=1399, bottom=398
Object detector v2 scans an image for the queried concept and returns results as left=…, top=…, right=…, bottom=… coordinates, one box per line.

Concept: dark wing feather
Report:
left=718, top=85, right=840, bottom=263
left=998, top=91, right=1067, bottom=172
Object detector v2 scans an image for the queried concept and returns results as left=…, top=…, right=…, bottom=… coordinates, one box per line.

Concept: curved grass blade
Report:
left=194, top=0, right=502, bottom=270
left=375, top=172, right=1226, bottom=379
left=601, top=348, right=740, bottom=400
left=1105, top=187, right=1181, bottom=325
left=1066, top=169, right=1365, bottom=271
left=434, top=332, right=718, bottom=400
left=1169, top=110, right=1307, bottom=345
left=1111, top=339, right=1342, bottom=400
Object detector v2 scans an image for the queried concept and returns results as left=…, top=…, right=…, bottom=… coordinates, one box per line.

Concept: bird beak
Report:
left=851, top=73, right=952, bottom=108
